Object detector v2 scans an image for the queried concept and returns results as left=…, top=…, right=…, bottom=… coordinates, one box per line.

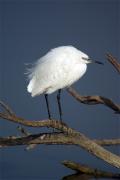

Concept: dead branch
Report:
left=0, top=133, right=120, bottom=147
left=62, top=160, right=120, bottom=178
left=0, top=110, right=120, bottom=168
left=67, top=87, right=120, bottom=113
left=106, top=53, right=120, bottom=73
left=0, top=100, right=15, bottom=116
left=94, top=138, right=120, bottom=146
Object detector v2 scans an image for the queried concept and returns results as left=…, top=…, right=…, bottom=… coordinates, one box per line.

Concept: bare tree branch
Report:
left=0, top=111, right=120, bottom=168
left=0, top=100, right=15, bottom=116
left=94, top=138, right=120, bottom=146
left=0, top=133, right=120, bottom=147
left=106, top=53, right=120, bottom=73
left=67, top=87, right=120, bottom=113
left=62, top=160, right=120, bottom=178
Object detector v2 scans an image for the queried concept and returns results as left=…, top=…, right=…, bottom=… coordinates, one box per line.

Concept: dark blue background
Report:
left=0, top=0, right=120, bottom=179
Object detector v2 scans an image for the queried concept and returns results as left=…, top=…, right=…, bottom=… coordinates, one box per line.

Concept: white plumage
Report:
left=27, top=46, right=90, bottom=97
left=27, top=45, right=103, bottom=120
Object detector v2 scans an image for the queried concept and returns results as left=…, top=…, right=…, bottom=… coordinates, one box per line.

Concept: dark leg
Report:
left=57, top=89, right=62, bottom=122
left=44, top=94, right=52, bottom=120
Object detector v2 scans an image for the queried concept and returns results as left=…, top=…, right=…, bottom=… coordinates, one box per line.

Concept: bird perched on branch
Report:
left=27, top=46, right=103, bottom=121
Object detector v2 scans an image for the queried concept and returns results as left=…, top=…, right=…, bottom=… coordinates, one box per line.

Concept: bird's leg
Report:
left=44, top=94, right=52, bottom=120
left=57, top=89, right=63, bottom=122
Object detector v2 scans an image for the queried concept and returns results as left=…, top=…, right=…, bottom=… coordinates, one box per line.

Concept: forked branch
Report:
left=67, top=87, right=120, bottom=113
left=0, top=110, right=120, bottom=168
left=0, top=133, right=120, bottom=147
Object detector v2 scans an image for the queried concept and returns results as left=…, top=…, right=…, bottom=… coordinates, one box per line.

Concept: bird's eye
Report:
left=82, top=57, right=88, bottom=60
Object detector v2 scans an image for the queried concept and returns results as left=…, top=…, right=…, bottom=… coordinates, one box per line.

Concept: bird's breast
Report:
left=65, top=63, right=87, bottom=86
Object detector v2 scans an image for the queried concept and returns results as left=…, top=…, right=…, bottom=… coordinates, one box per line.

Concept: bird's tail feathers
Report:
left=27, top=79, right=35, bottom=93
left=27, top=79, right=44, bottom=97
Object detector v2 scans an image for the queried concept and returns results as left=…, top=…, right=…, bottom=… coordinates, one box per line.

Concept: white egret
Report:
left=27, top=46, right=103, bottom=121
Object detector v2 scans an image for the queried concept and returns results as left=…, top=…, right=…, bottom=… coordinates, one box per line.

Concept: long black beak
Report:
left=92, top=60, right=104, bottom=65
left=82, top=57, right=104, bottom=65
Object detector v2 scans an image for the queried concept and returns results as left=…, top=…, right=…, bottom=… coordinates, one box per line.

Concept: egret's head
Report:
left=82, top=57, right=104, bottom=65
